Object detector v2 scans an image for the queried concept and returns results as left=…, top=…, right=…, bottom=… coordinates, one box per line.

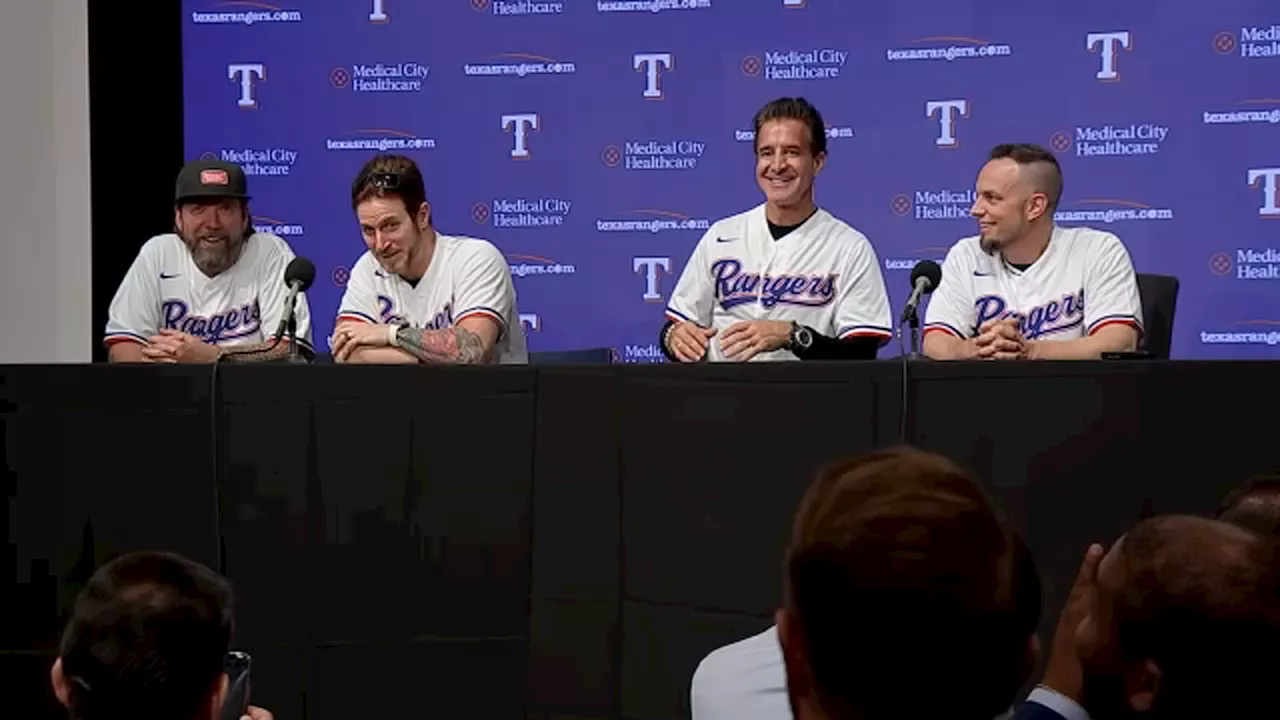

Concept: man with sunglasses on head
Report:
left=331, top=154, right=528, bottom=364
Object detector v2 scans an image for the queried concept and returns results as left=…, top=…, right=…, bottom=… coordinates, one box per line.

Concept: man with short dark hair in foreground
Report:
left=776, top=447, right=1037, bottom=720
left=50, top=551, right=271, bottom=720
left=1015, top=515, right=1280, bottom=720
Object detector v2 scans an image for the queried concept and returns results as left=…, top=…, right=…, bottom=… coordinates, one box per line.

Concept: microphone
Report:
left=899, top=259, right=942, bottom=325
left=273, top=256, right=316, bottom=343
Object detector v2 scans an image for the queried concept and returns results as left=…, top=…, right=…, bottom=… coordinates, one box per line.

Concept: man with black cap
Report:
left=104, top=158, right=314, bottom=362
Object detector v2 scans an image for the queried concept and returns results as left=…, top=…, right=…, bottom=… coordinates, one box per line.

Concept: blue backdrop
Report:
left=182, top=0, right=1280, bottom=360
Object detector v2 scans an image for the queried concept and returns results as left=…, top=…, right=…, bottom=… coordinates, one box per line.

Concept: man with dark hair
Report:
left=691, top=530, right=1041, bottom=720
left=1215, top=474, right=1280, bottom=536
left=104, top=159, right=315, bottom=363
left=923, top=143, right=1142, bottom=361
left=661, top=97, right=892, bottom=363
left=50, top=551, right=271, bottom=720
left=772, top=447, right=1037, bottom=720
left=330, top=154, right=527, bottom=364
left=1015, top=516, right=1280, bottom=720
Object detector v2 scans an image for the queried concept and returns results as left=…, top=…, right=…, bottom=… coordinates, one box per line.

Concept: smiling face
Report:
left=356, top=194, right=430, bottom=278
left=175, top=199, right=248, bottom=277
left=970, top=157, right=1052, bottom=254
left=755, top=118, right=825, bottom=211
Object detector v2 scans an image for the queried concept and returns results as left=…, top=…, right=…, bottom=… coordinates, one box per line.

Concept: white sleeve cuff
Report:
left=1027, top=687, right=1091, bottom=720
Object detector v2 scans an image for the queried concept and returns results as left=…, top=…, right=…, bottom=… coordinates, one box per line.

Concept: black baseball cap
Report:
left=174, top=158, right=250, bottom=204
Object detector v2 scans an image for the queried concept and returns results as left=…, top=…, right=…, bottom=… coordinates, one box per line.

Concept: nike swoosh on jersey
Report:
left=715, top=236, right=737, bottom=243
left=160, top=272, right=180, bottom=279
left=972, top=270, right=992, bottom=276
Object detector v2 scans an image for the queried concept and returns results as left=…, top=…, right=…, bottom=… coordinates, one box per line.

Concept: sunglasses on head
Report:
left=368, top=172, right=403, bottom=191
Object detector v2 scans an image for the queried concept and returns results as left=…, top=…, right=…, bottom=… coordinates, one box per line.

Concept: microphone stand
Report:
left=906, top=307, right=922, bottom=359
left=283, top=297, right=306, bottom=365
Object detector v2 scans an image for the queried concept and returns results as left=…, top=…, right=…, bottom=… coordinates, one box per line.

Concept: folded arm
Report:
left=1029, top=324, right=1137, bottom=360
left=394, top=315, right=500, bottom=365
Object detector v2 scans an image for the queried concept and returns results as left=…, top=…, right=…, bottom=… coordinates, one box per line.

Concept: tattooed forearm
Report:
left=219, top=339, right=297, bottom=363
left=395, top=325, right=489, bottom=364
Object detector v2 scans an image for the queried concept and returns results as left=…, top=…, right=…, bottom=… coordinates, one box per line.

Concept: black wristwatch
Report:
left=786, top=321, right=813, bottom=352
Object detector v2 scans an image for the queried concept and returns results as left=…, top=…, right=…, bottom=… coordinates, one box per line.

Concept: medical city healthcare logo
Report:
left=200, top=148, right=297, bottom=176
left=741, top=48, right=848, bottom=80
left=506, top=253, right=577, bottom=278
left=191, top=2, right=302, bottom=24
left=252, top=215, right=305, bottom=238
left=891, top=188, right=974, bottom=221
left=1203, top=99, right=1280, bottom=126
left=330, top=62, right=429, bottom=93
left=601, top=140, right=704, bottom=170
left=596, top=209, right=711, bottom=233
left=598, top=0, right=711, bottom=12
left=1210, top=248, right=1280, bottom=280
left=464, top=53, right=577, bottom=77
left=325, top=129, right=436, bottom=152
left=1213, top=24, right=1280, bottom=58
left=473, top=198, right=572, bottom=228
left=885, top=36, right=1013, bottom=62
left=1049, top=123, right=1169, bottom=157
left=470, top=0, right=565, bottom=15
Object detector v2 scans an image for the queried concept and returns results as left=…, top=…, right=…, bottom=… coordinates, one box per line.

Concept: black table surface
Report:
left=5, top=360, right=1277, bottom=719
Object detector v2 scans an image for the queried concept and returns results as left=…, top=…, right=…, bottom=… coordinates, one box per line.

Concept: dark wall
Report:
left=88, top=0, right=184, bottom=362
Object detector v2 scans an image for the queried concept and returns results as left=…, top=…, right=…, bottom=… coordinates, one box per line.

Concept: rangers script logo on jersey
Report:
left=336, top=233, right=529, bottom=364
left=665, top=204, right=893, bottom=362
left=923, top=225, right=1143, bottom=342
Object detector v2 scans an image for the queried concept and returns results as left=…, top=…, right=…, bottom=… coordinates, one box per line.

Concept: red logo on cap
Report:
left=200, top=169, right=229, bottom=185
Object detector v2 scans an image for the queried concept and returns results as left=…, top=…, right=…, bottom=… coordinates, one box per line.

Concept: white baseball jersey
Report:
left=336, top=233, right=528, bottom=364
left=104, top=232, right=314, bottom=352
left=665, top=204, right=893, bottom=361
left=923, top=225, right=1143, bottom=343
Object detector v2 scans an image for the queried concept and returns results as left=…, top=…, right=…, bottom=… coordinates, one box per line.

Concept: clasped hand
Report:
left=667, top=319, right=790, bottom=362
left=973, top=317, right=1033, bottom=360
left=141, top=329, right=221, bottom=363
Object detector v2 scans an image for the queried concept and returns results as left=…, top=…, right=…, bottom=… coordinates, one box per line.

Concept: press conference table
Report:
left=5, top=359, right=1277, bottom=720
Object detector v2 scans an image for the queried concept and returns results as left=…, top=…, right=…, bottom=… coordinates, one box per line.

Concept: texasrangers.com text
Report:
left=326, top=137, right=436, bottom=151
left=1201, top=331, right=1280, bottom=345
left=191, top=10, right=302, bottom=24
left=885, top=43, right=1012, bottom=61
left=464, top=62, right=577, bottom=77
left=510, top=262, right=576, bottom=278
left=596, top=218, right=710, bottom=233
left=597, top=0, right=711, bottom=12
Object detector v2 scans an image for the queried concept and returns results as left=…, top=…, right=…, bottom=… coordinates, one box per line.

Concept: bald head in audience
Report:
left=1075, top=515, right=1280, bottom=720
left=777, top=447, right=1034, bottom=720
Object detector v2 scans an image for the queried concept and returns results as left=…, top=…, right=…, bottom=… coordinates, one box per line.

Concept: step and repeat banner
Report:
left=183, top=0, right=1279, bottom=360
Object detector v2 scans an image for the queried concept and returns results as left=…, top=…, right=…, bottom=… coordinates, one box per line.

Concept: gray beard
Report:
left=186, top=234, right=245, bottom=277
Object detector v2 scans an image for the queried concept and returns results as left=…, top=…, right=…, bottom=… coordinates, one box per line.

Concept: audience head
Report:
left=777, top=446, right=1034, bottom=720
left=1215, top=474, right=1280, bottom=537
left=52, top=551, right=235, bottom=720
left=1075, top=515, right=1280, bottom=720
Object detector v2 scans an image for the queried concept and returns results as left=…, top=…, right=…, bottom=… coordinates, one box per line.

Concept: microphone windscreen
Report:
left=284, top=256, right=317, bottom=292
left=910, top=259, right=942, bottom=292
